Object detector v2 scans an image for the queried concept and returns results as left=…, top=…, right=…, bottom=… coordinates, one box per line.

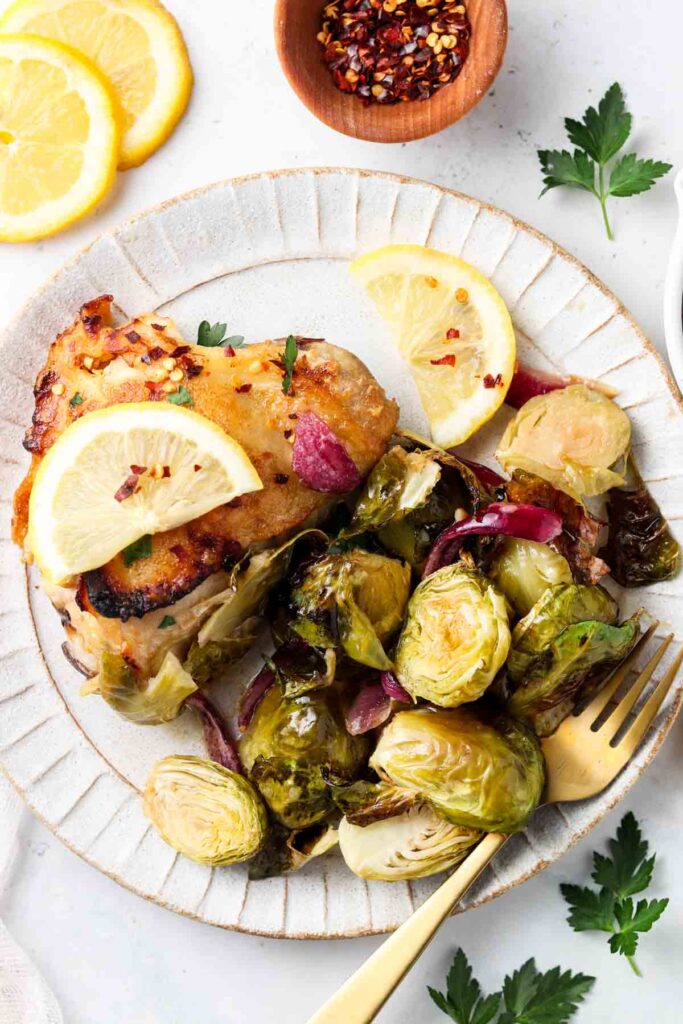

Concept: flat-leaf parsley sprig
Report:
left=428, top=948, right=594, bottom=1024
left=560, top=811, right=668, bottom=977
left=538, top=83, right=671, bottom=240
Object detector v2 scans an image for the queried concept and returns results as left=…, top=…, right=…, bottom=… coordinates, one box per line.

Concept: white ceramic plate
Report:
left=1, top=168, right=682, bottom=940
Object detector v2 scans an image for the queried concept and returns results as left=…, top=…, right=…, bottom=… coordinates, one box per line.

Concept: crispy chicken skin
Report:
left=13, top=298, right=398, bottom=671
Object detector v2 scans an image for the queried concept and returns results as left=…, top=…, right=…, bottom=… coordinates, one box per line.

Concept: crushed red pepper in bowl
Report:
left=318, top=0, right=471, bottom=105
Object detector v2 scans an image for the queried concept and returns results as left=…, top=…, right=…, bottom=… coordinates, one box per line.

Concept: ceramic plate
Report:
left=1, top=168, right=682, bottom=939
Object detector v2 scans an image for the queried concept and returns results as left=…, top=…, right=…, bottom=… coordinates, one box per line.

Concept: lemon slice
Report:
left=0, top=33, right=118, bottom=242
left=28, top=403, right=263, bottom=584
left=0, top=0, right=192, bottom=169
left=351, top=245, right=516, bottom=447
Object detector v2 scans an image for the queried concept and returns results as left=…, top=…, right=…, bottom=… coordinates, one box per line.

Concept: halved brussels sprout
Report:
left=394, top=564, right=510, bottom=707
left=96, top=651, right=197, bottom=725
left=370, top=707, right=545, bottom=833
left=287, top=549, right=411, bottom=670
left=344, top=446, right=442, bottom=536
left=496, top=384, right=631, bottom=501
left=239, top=684, right=368, bottom=828
left=338, top=803, right=482, bottom=881
left=508, top=614, right=642, bottom=735
left=490, top=538, right=573, bottom=617
left=143, top=755, right=267, bottom=865
left=508, top=583, right=618, bottom=682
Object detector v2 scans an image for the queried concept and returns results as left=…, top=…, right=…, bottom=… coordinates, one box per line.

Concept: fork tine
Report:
left=573, top=621, right=658, bottom=726
left=617, top=645, right=683, bottom=752
left=601, top=634, right=673, bottom=740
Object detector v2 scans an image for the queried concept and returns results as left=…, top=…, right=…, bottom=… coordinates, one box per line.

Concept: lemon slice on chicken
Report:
left=28, top=403, right=262, bottom=584
left=350, top=245, right=516, bottom=447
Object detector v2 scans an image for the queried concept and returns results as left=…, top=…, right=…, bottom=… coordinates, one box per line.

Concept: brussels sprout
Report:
left=184, top=629, right=258, bottom=685
left=248, top=821, right=338, bottom=880
left=344, top=446, right=442, bottom=536
left=496, top=384, right=631, bottom=501
left=508, top=614, right=642, bottom=735
left=143, top=755, right=267, bottom=865
left=338, top=803, right=482, bottom=881
left=508, top=583, right=618, bottom=682
left=326, top=777, right=420, bottom=826
left=370, top=708, right=545, bottom=833
left=239, top=684, right=368, bottom=828
left=287, top=549, right=411, bottom=670
left=269, top=640, right=336, bottom=699
left=490, top=538, right=573, bottom=616
left=96, top=651, right=197, bottom=725
left=394, top=565, right=511, bottom=707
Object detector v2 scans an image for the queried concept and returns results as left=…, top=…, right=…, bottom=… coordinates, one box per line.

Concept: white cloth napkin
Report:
left=0, top=775, right=63, bottom=1024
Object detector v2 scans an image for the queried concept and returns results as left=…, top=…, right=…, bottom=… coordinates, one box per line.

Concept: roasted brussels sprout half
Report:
left=287, top=549, right=411, bottom=670
left=394, top=565, right=510, bottom=707
left=239, top=684, right=368, bottom=828
left=490, top=538, right=572, bottom=617
left=496, top=384, right=631, bottom=501
left=508, top=583, right=618, bottom=682
left=343, top=446, right=442, bottom=536
left=96, top=651, right=197, bottom=725
left=248, top=821, right=339, bottom=880
left=508, top=613, right=642, bottom=735
left=370, top=708, right=545, bottom=833
left=143, top=755, right=267, bottom=865
left=338, top=803, right=482, bottom=881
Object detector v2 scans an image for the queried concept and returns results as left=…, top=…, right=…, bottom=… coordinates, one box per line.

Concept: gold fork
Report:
left=307, top=622, right=683, bottom=1024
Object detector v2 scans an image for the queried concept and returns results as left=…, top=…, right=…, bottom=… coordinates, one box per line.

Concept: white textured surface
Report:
left=0, top=0, right=682, bottom=1020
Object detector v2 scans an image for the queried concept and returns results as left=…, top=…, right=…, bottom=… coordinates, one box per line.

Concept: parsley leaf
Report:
left=197, top=321, right=245, bottom=348
left=538, top=82, right=671, bottom=239
left=282, top=334, right=298, bottom=395
left=167, top=385, right=193, bottom=406
left=122, top=534, right=152, bottom=566
left=560, top=812, right=668, bottom=975
left=429, top=950, right=593, bottom=1024
left=158, top=615, right=176, bottom=630
left=69, top=392, right=84, bottom=408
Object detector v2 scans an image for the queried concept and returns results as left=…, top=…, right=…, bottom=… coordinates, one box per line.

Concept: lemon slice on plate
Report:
left=350, top=245, right=516, bottom=447
left=0, top=0, right=193, bottom=169
left=0, top=33, right=119, bottom=242
left=28, top=403, right=262, bottom=584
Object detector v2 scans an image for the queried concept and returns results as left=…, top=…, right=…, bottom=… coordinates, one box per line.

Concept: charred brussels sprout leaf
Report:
left=370, top=708, right=545, bottom=833
left=97, top=651, right=197, bottom=725
left=239, top=684, right=368, bottom=828
left=269, top=640, right=336, bottom=699
left=395, top=565, right=510, bottom=707
left=496, top=384, right=631, bottom=501
left=490, top=538, right=573, bottom=616
left=143, top=755, right=267, bottom=865
left=508, top=614, right=642, bottom=735
left=184, top=632, right=257, bottom=685
left=248, top=820, right=338, bottom=880
left=338, top=803, right=482, bottom=881
left=325, top=777, right=420, bottom=826
left=343, top=446, right=442, bottom=536
left=508, top=583, right=618, bottom=683
left=601, top=472, right=681, bottom=586
left=287, top=549, right=410, bottom=670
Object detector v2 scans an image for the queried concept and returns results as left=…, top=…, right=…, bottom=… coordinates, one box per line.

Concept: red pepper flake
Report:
left=151, top=323, right=166, bottom=332
left=130, top=464, right=147, bottom=476
left=148, top=346, right=165, bottom=362
left=114, top=474, right=140, bottom=502
left=318, top=0, right=471, bottom=106
left=235, top=383, right=252, bottom=394
left=185, top=364, right=203, bottom=378
left=283, top=428, right=293, bottom=440
left=224, top=345, right=236, bottom=357
left=483, top=373, right=504, bottom=389
left=288, top=412, right=298, bottom=420
left=170, top=345, right=191, bottom=357
left=274, top=473, right=289, bottom=485
left=430, top=353, right=457, bottom=366
left=446, top=328, right=460, bottom=339
left=162, top=465, right=171, bottom=478
left=145, top=380, right=166, bottom=394
left=194, top=464, right=202, bottom=472
left=125, top=330, right=141, bottom=344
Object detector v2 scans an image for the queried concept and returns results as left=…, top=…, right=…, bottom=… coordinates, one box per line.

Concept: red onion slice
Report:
left=237, top=664, right=275, bottom=732
left=422, top=502, right=563, bottom=578
left=380, top=671, right=412, bottom=703
left=505, top=363, right=571, bottom=409
left=345, top=683, right=392, bottom=736
left=292, top=412, right=361, bottom=493
left=186, top=692, right=244, bottom=775
left=451, top=455, right=506, bottom=488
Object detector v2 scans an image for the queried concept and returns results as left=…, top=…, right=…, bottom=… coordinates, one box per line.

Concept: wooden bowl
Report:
left=274, top=0, right=508, bottom=143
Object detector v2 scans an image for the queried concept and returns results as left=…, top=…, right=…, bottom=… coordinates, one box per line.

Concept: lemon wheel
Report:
left=0, top=33, right=118, bottom=241
left=0, top=0, right=192, bottom=169
left=28, top=403, right=263, bottom=584
left=351, top=245, right=517, bottom=447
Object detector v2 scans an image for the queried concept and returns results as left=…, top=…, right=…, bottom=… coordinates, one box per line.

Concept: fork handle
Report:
left=306, top=832, right=508, bottom=1024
